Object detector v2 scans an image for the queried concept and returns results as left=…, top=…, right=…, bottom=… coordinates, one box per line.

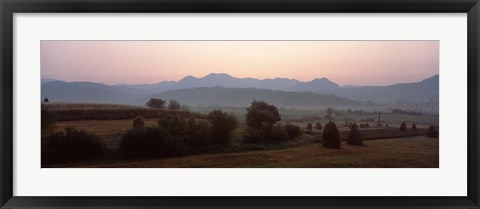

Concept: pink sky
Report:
left=41, top=41, right=439, bottom=86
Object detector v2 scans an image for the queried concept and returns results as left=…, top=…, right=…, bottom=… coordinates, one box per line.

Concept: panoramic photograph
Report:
left=40, top=41, right=439, bottom=168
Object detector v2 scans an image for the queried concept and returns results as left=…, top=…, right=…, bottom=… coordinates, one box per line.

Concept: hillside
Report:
left=331, top=75, right=439, bottom=103
left=150, top=86, right=364, bottom=108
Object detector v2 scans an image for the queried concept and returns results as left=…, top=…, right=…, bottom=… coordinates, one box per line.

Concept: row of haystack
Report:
left=400, top=121, right=439, bottom=138
left=399, top=122, right=417, bottom=131
left=322, top=121, right=439, bottom=149
left=322, top=122, right=363, bottom=148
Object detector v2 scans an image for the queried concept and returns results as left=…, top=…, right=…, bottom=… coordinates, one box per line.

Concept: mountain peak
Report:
left=204, top=73, right=233, bottom=79
left=179, top=75, right=197, bottom=81
left=311, top=77, right=330, bottom=82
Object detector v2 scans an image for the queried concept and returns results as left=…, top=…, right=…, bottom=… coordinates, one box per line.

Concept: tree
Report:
left=208, top=109, right=238, bottom=145
left=324, top=107, right=335, bottom=121
left=168, top=99, right=181, bottom=110
left=244, top=101, right=281, bottom=143
left=43, top=97, right=49, bottom=103
left=146, top=98, right=166, bottom=109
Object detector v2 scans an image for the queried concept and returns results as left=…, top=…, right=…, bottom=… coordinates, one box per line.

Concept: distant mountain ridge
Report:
left=41, top=73, right=439, bottom=108
left=112, top=73, right=341, bottom=93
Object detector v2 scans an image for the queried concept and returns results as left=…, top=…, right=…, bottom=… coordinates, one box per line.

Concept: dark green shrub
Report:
left=132, top=116, right=145, bottom=129
left=322, top=122, right=340, bottom=148
left=208, top=109, right=238, bottom=145
left=243, top=127, right=267, bottom=143
left=184, top=119, right=212, bottom=147
left=426, top=126, right=439, bottom=138
left=119, top=126, right=186, bottom=158
left=400, top=122, right=407, bottom=132
left=284, top=124, right=302, bottom=139
left=157, top=115, right=187, bottom=135
left=347, top=123, right=363, bottom=145
left=271, top=125, right=289, bottom=142
left=46, top=127, right=105, bottom=160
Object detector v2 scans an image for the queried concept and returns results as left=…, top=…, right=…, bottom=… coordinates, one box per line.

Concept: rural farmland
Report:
left=41, top=40, right=439, bottom=168
left=41, top=102, right=439, bottom=168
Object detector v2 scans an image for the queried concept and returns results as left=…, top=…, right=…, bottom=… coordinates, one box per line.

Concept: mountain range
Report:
left=41, top=73, right=439, bottom=109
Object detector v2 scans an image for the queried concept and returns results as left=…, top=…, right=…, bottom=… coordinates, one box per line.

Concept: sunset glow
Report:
left=41, top=41, right=439, bottom=86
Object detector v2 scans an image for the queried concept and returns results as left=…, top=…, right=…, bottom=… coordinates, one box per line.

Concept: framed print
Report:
left=1, top=0, right=479, bottom=208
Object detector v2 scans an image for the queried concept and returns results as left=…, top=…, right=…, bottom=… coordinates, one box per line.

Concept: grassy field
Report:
left=43, top=102, right=204, bottom=121
left=54, top=119, right=428, bottom=151
left=44, top=103, right=439, bottom=168
left=58, top=136, right=438, bottom=168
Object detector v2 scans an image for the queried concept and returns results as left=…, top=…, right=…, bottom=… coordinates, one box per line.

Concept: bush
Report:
left=347, top=123, right=363, bottom=145
left=365, top=123, right=370, bottom=128
left=284, top=124, right=302, bottom=139
left=132, top=116, right=145, bottom=129
left=315, top=122, right=322, bottom=130
left=426, top=126, right=439, bottom=138
left=119, top=126, right=186, bottom=158
left=400, top=122, right=407, bottom=132
left=411, top=123, right=417, bottom=131
left=322, top=122, right=340, bottom=148
left=45, top=127, right=106, bottom=160
left=271, top=125, right=289, bottom=142
left=184, top=118, right=212, bottom=147
left=359, top=123, right=365, bottom=128
left=208, top=110, right=238, bottom=145
left=158, top=115, right=187, bottom=135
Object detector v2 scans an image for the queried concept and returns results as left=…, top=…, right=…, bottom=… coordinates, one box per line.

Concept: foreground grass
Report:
left=63, top=136, right=438, bottom=168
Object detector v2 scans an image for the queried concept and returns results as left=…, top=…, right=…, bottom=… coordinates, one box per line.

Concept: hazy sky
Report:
left=41, top=41, right=439, bottom=86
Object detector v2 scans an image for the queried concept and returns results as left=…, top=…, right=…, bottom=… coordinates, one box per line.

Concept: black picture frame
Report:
left=1, top=0, right=479, bottom=208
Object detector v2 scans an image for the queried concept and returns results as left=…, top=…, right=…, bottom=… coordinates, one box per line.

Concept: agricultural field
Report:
left=42, top=103, right=439, bottom=168
left=62, top=136, right=438, bottom=168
